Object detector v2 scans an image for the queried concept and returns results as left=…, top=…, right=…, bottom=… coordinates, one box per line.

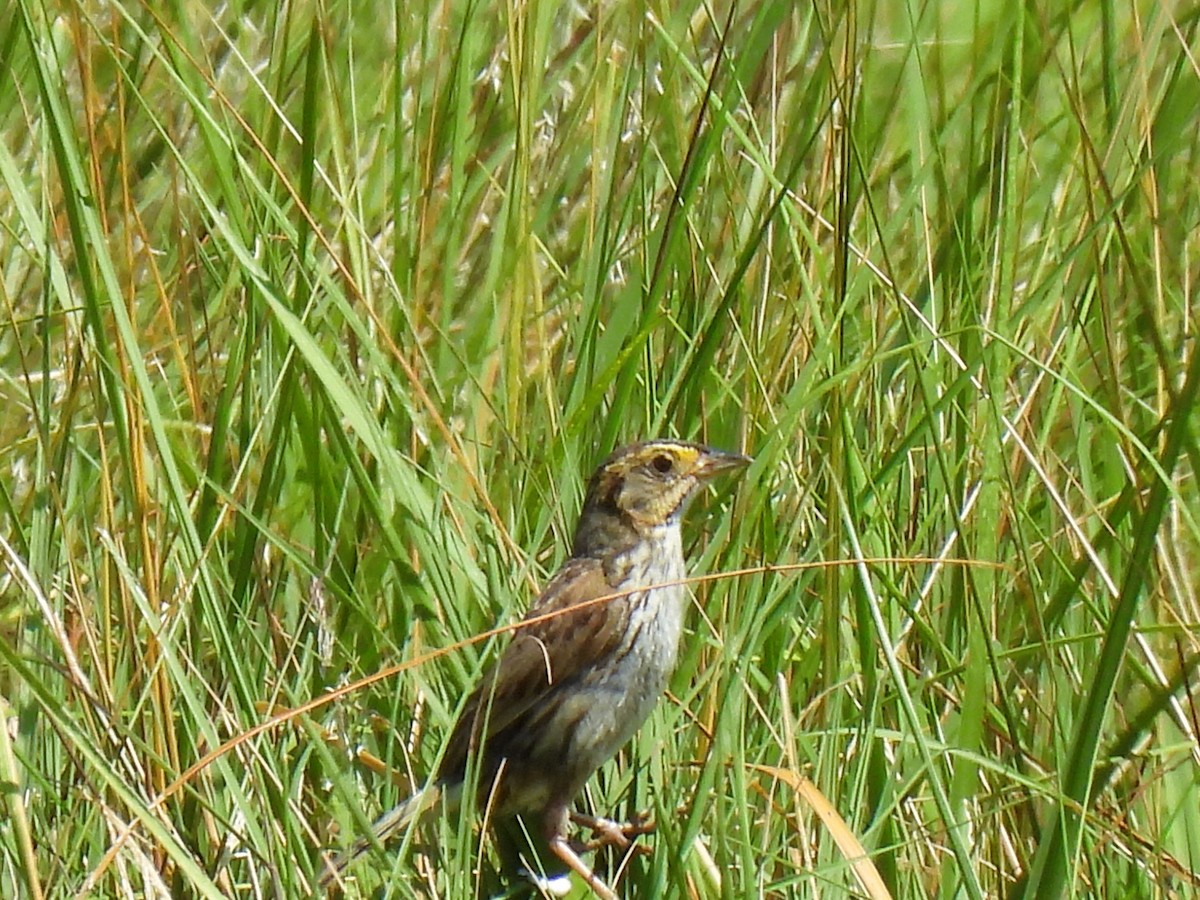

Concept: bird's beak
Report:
left=697, top=448, right=753, bottom=479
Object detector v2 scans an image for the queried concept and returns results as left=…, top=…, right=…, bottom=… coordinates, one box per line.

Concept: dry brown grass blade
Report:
left=749, top=763, right=894, bottom=900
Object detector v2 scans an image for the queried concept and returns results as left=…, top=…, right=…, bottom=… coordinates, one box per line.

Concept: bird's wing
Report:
left=438, top=556, right=627, bottom=778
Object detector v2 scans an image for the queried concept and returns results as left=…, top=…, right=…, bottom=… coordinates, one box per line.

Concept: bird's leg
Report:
left=570, top=811, right=655, bottom=853
left=549, top=836, right=617, bottom=900
left=545, top=804, right=617, bottom=900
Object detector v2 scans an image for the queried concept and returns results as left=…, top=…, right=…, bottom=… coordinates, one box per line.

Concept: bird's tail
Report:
left=317, top=782, right=450, bottom=892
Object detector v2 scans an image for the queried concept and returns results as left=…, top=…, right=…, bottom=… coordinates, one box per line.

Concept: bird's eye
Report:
left=652, top=454, right=674, bottom=474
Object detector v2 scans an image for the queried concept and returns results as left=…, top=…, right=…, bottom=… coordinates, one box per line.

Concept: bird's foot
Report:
left=569, top=811, right=655, bottom=854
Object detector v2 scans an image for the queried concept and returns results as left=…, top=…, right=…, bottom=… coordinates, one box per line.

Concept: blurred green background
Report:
left=1, top=1, right=1197, bottom=897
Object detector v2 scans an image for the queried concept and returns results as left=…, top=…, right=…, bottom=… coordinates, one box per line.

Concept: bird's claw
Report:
left=570, top=811, right=655, bottom=853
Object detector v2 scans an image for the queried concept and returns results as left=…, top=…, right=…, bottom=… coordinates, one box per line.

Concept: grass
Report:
left=2, top=0, right=1198, bottom=897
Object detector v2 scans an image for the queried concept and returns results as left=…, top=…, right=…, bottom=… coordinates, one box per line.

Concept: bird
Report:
left=320, top=440, right=751, bottom=897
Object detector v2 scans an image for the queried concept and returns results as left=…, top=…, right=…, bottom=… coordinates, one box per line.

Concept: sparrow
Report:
left=321, top=439, right=751, bottom=897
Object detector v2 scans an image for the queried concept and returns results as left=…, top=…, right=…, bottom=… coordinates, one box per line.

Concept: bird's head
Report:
left=573, top=440, right=751, bottom=556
